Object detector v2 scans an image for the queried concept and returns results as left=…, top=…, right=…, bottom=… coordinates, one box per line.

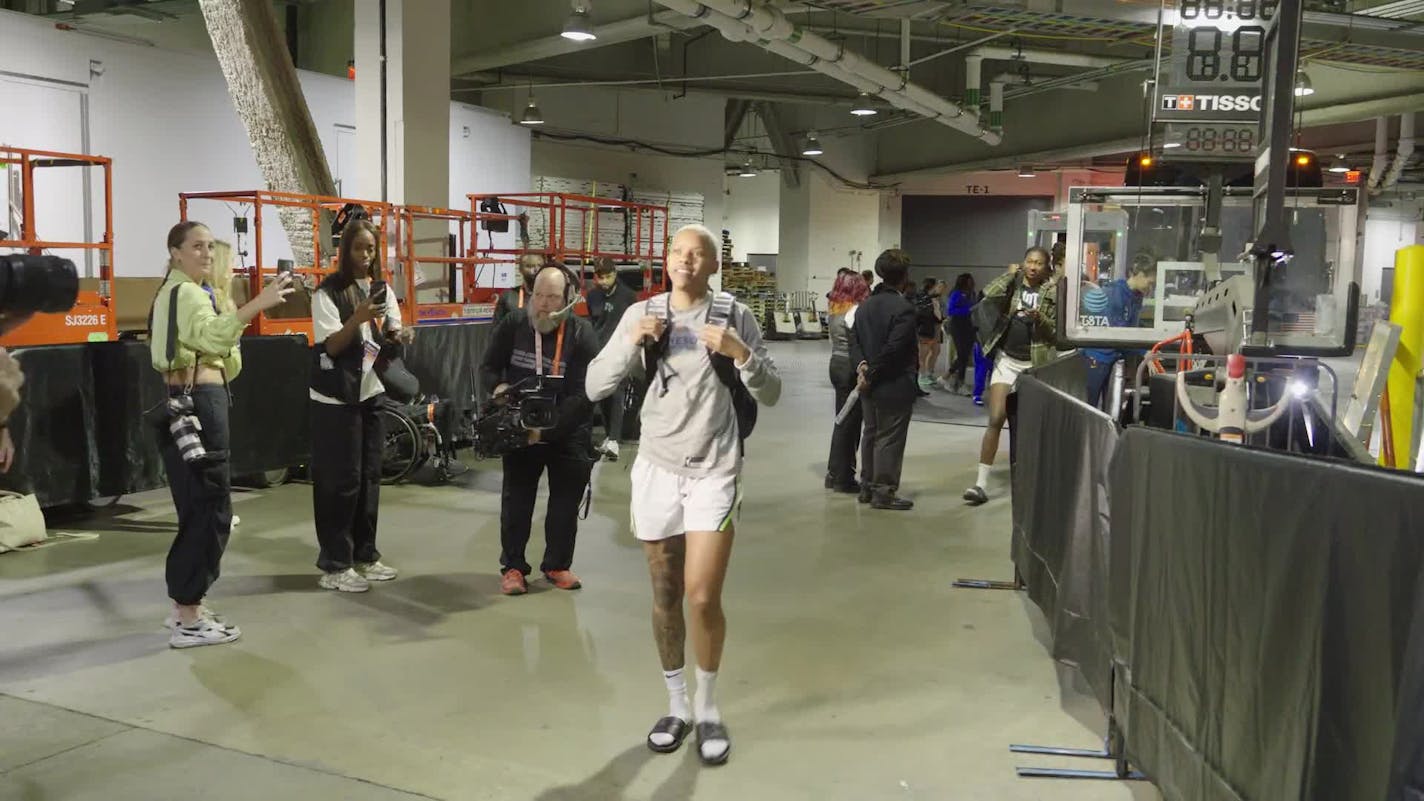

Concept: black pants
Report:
left=501, top=444, right=593, bottom=576
left=860, top=395, right=913, bottom=497
left=160, top=385, right=233, bottom=606
left=599, top=381, right=627, bottom=442
left=826, top=379, right=862, bottom=486
left=310, top=398, right=384, bottom=573
left=948, top=320, right=976, bottom=384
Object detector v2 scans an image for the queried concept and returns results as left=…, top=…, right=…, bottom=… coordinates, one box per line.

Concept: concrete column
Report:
left=354, top=0, right=450, bottom=301
left=353, top=0, right=449, bottom=208
left=199, top=0, right=338, bottom=266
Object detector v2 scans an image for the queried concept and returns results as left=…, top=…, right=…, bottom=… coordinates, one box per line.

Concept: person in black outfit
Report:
left=308, top=218, right=413, bottom=593
left=492, top=253, right=547, bottom=324
left=944, top=273, right=977, bottom=394
left=586, top=257, right=637, bottom=460
left=480, top=265, right=599, bottom=595
left=848, top=249, right=918, bottom=511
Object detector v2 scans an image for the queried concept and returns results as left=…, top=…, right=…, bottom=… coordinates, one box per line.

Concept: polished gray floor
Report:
left=0, top=342, right=1157, bottom=801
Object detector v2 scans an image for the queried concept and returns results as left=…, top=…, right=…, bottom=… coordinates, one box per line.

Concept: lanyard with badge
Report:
left=533, top=319, right=567, bottom=377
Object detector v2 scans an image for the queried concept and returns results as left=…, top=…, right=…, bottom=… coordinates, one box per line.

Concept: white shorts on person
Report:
left=630, top=457, right=741, bottom=541
left=990, top=353, right=1033, bottom=390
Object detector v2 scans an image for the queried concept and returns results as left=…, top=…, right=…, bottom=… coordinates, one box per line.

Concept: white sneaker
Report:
left=163, top=605, right=231, bottom=631
left=169, top=617, right=241, bottom=649
left=355, top=561, right=398, bottom=582
left=231, top=514, right=241, bottom=527
left=602, top=439, right=621, bottom=461
left=319, top=568, right=371, bottom=593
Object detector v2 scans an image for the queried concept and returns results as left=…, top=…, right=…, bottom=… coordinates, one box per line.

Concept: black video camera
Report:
left=470, top=375, right=564, bottom=459
left=0, top=254, right=80, bottom=316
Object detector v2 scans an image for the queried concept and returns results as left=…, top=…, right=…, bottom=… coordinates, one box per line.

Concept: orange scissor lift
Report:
left=459, top=192, right=670, bottom=316
left=0, top=146, right=117, bottom=346
left=178, top=189, right=398, bottom=344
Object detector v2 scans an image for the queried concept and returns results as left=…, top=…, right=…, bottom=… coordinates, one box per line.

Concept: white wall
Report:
left=806, top=172, right=880, bottom=298
left=0, top=9, right=529, bottom=278
left=1362, top=214, right=1423, bottom=305
left=723, top=171, right=780, bottom=262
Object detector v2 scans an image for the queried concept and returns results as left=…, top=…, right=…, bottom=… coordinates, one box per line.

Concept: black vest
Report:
left=309, top=276, right=376, bottom=404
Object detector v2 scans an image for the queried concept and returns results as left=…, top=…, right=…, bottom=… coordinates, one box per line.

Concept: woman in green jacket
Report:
left=149, top=220, right=292, bottom=648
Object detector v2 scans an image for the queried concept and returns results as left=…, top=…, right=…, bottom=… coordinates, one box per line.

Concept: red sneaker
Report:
left=543, top=570, right=583, bottom=591
left=500, top=570, right=528, bottom=595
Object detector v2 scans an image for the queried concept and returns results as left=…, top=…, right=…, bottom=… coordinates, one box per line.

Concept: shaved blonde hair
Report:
left=671, top=224, right=719, bottom=264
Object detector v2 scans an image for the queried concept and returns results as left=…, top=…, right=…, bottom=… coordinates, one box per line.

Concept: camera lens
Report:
left=0, top=255, right=80, bottom=315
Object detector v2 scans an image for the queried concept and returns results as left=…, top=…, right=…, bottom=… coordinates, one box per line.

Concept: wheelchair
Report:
left=376, top=395, right=475, bottom=484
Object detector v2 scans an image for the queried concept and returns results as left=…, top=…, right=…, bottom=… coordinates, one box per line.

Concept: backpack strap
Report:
left=707, top=291, right=736, bottom=330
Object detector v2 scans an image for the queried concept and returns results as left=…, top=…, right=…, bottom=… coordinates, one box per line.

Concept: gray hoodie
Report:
left=585, top=292, right=781, bottom=477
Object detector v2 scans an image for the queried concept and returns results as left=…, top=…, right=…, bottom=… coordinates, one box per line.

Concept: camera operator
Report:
left=492, top=253, right=547, bottom=324
left=309, top=219, right=411, bottom=594
left=0, top=315, right=31, bottom=473
left=586, top=257, right=637, bottom=460
left=150, top=221, right=294, bottom=649
left=479, top=264, right=599, bottom=595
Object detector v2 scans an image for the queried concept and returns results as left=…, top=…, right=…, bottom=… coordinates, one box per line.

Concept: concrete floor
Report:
left=0, top=342, right=1160, bottom=801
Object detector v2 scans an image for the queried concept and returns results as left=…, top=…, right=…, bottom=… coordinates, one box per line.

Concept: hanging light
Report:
left=802, top=132, right=823, bottom=156
left=518, top=96, right=544, bottom=125
left=1017, top=165, right=1035, bottom=178
left=850, top=93, right=878, bottom=116
left=561, top=2, right=596, bottom=42
left=737, top=158, right=758, bottom=178
left=1294, top=70, right=1314, bottom=97
left=1328, top=154, right=1349, bottom=173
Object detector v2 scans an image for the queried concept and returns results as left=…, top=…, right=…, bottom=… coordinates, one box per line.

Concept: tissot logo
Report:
left=1162, top=93, right=1262, bottom=112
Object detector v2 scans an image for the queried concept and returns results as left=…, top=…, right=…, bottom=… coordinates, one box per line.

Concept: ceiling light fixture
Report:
left=737, top=158, right=758, bottom=178
left=1017, top=165, right=1035, bottom=178
left=1294, top=70, right=1314, bottom=97
left=802, top=132, right=823, bottom=156
left=561, top=2, right=597, bottom=42
left=518, top=97, right=544, bottom=126
left=850, top=93, right=878, bottom=116
left=1328, top=154, right=1349, bottom=173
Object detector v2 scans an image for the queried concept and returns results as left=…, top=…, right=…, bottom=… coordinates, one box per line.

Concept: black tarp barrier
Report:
left=0, top=344, right=99, bottom=506
left=403, top=322, right=491, bottom=405
left=1027, top=351, right=1088, bottom=401
left=227, top=335, right=312, bottom=477
left=90, top=341, right=167, bottom=497
left=1110, top=427, right=1424, bottom=801
left=1011, top=376, right=1119, bottom=712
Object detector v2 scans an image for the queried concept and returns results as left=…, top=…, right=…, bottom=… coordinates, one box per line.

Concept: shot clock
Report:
left=1156, top=0, right=1278, bottom=130
left=1163, top=122, right=1259, bottom=160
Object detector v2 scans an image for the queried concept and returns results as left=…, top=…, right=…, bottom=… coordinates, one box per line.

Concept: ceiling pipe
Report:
left=655, top=0, right=1000, bottom=145
left=1381, top=112, right=1416, bottom=192
left=1368, top=116, right=1390, bottom=191
left=965, top=56, right=983, bottom=111
left=451, top=10, right=695, bottom=76
left=989, top=80, right=1005, bottom=133
left=969, top=45, right=1123, bottom=69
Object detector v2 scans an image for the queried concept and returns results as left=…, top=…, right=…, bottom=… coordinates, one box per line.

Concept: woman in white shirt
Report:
left=308, top=218, right=412, bottom=592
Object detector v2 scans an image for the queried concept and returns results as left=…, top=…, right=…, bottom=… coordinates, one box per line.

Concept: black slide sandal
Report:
left=695, top=721, right=732, bottom=766
left=647, top=716, right=690, bottom=754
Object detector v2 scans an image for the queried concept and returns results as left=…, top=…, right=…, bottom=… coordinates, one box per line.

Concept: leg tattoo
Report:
left=645, top=538, right=687, bottom=671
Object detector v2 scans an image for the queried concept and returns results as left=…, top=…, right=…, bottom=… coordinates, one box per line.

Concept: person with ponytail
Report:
left=308, top=218, right=412, bottom=593
left=824, top=270, right=870, bottom=493
left=149, top=221, right=294, bottom=648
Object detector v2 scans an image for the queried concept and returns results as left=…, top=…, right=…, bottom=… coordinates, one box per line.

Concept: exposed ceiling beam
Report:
left=753, top=101, right=802, bottom=188
left=459, top=72, right=870, bottom=107
left=451, top=10, right=698, bottom=77
left=725, top=99, right=750, bottom=149
left=874, top=90, right=1424, bottom=179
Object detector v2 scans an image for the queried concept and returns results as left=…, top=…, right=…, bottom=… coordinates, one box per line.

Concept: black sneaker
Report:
left=963, top=486, right=988, bottom=505
left=831, top=481, right=861, bottom=494
left=857, top=487, right=873, bottom=504
left=871, top=495, right=914, bottom=511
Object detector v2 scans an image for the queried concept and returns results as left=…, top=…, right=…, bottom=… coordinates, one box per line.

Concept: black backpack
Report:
left=641, top=291, right=757, bottom=449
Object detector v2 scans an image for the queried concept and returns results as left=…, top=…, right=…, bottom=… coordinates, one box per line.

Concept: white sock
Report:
left=649, top=668, right=692, bottom=748
left=976, top=463, right=992, bottom=490
left=695, top=667, right=730, bottom=761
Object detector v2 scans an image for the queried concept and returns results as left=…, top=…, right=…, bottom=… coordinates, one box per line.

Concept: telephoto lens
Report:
left=165, top=396, right=210, bottom=463
left=0, top=254, right=80, bottom=315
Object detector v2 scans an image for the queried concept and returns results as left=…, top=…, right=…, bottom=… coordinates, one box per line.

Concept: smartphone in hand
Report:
left=369, top=280, right=388, bottom=309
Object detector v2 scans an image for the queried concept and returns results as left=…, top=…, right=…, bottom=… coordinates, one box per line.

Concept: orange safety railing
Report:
left=0, top=146, right=117, bottom=346
left=178, top=189, right=397, bottom=343
left=467, top=192, right=670, bottom=309
left=395, top=204, right=491, bottom=325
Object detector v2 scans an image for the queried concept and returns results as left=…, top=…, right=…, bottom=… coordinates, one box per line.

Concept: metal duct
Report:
left=1369, top=116, right=1390, bottom=191
left=656, top=0, right=1000, bottom=145
left=989, top=79, right=1005, bottom=132
left=1381, top=112, right=1416, bottom=191
left=965, top=56, right=983, bottom=110
left=969, top=45, right=1123, bottom=69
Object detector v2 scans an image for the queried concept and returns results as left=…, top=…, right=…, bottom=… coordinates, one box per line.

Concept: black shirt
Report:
left=478, top=310, right=599, bottom=450
left=586, top=280, right=638, bottom=347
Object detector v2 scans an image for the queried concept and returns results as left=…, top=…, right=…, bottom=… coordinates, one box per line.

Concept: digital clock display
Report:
left=1163, top=123, right=1259, bottom=161
left=1156, top=0, right=1279, bottom=122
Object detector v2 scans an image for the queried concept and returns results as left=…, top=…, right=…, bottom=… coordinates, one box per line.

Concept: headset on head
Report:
left=535, top=261, right=581, bottom=317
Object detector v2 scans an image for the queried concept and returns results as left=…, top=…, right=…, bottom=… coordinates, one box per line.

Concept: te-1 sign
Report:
left=965, top=185, right=991, bottom=194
